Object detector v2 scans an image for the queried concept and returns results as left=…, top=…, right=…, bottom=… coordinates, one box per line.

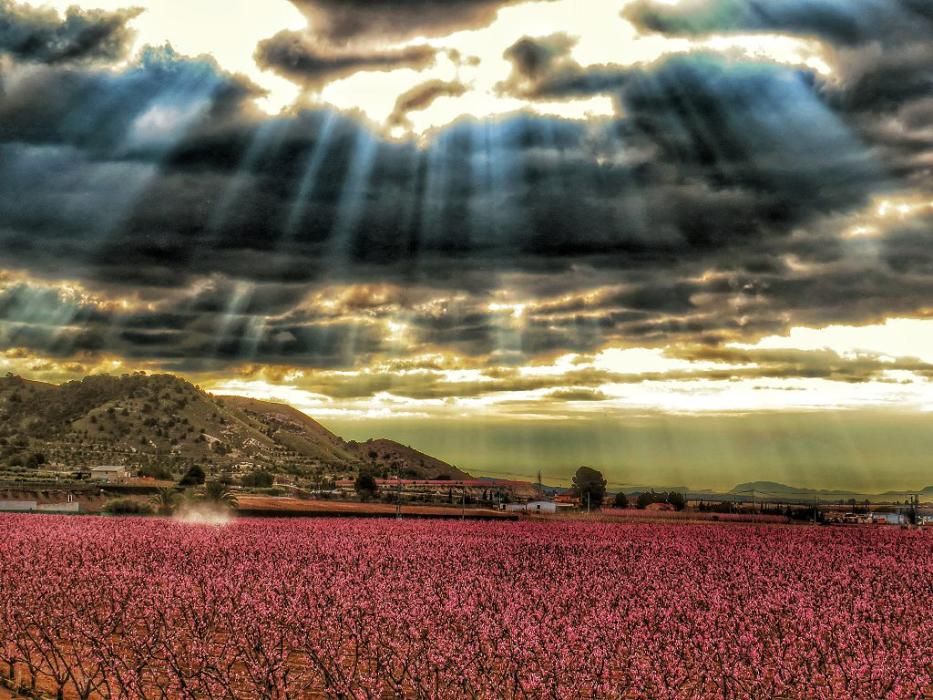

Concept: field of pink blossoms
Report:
left=1, top=515, right=931, bottom=699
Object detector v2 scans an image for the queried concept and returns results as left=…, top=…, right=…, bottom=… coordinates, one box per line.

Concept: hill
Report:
left=729, top=480, right=931, bottom=503
left=345, top=438, right=469, bottom=480
left=0, top=373, right=465, bottom=480
left=221, top=395, right=468, bottom=479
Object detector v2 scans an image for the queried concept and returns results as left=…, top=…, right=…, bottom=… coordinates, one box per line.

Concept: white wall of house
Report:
left=0, top=500, right=38, bottom=512
left=503, top=501, right=558, bottom=513
left=526, top=501, right=557, bottom=514
left=36, top=502, right=81, bottom=513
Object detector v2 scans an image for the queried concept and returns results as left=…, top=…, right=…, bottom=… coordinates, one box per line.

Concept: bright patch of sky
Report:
left=39, top=0, right=835, bottom=133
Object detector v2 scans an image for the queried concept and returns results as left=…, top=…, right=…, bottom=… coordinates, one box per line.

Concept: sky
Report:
left=0, top=0, right=932, bottom=490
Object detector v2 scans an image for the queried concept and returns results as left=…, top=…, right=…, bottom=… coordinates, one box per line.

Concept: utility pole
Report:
left=586, top=491, right=590, bottom=515
left=395, top=464, right=402, bottom=519
left=461, top=488, right=466, bottom=520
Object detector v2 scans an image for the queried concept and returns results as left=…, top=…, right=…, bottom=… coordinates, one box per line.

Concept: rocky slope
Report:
left=0, top=373, right=464, bottom=479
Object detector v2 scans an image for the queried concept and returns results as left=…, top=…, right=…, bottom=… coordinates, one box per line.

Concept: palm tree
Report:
left=201, top=480, right=238, bottom=509
left=149, top=488, right=179, bottom=516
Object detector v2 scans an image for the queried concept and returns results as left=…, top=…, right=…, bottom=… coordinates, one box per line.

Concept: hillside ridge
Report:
left=0, top=373, right=465, bottom=480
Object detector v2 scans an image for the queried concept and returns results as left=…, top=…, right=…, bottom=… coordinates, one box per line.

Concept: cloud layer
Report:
left=0, top=0, right=931, bottom=418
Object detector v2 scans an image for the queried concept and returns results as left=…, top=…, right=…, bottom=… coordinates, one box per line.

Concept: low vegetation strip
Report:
left=233, top=495, right=518, bottom=520
left=0, top=516, right=930, bottom=699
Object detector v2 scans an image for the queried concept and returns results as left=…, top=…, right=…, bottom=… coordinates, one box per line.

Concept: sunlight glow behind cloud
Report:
left=37, top=0, right=837, bottom=133
left=736, top=318, right=933, bottom=365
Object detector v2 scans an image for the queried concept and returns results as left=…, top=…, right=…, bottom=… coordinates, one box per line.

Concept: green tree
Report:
left=24, top=452, right=46, bottom=469
left=201, top=480, right=238, bottom=508
left=149, top=488, right=179, bottom=516
left=241, top=471, right=275, bottom=488
left=637, top=491, right=656, bottom=509
left=613, top=491, right=629, bottom=509
left=572, top=466, right=607, bottom=510
left=139, top=464, right=174, bottom=480
left=355, top=472, right=378, bottom=502
left=667, top=491, right=686, bottom=511
left=179, top=464, right=206, bottom=486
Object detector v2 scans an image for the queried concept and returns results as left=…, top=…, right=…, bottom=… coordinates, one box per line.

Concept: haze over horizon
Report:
left=1, top=0, right=932, bottom=491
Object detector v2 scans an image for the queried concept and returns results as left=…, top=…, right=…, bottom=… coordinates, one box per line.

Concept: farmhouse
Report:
left=504, top=501, right=558, bottom=514
left=553, top=493, right=579, bottom=506
left=90, top=465, right=129, bottom=482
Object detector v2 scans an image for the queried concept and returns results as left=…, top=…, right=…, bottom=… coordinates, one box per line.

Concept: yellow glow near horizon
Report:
left=734, top=318, right=933, bottom=365
left=198, top=316, right=933, bottom=419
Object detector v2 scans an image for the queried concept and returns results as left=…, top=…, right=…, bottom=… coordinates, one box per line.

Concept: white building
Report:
left=36, top=502, right=81, bottom=513
left=0, top=500, right=38, bottom=512
left=0, top=500, right=80, bottom=513
left=91, top=465, right=129, bottom=482
left=504, top=501, right=558, bottom=514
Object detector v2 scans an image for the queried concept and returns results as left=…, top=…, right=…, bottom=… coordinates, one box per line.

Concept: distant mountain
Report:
left=729, top=481, right=854, bottom=497
left=618, top=485, right=691, bottom=495
left=0, top=373, right=465, bottom=480
left=730, top=481, right=930, bottom=503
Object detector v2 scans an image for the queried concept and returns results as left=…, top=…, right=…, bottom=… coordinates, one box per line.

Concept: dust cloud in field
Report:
left=173, top=504, right=233, bottom=526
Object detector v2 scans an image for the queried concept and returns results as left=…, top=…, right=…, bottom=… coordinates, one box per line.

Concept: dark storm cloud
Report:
left=388, top=79, right=467, bottom=126
left=623, top=0, right=933, bottom=46
left=284, top=0, right=521, bottom=43
left=0, top=5, right=930, bottom=373
left=623, top=0, right=933, bottom=143
left=0, top=0, right=141, bottom=64
left=834, top=43, right=933, bottom=117
left=0, top=278, right=386, bottom=369
left=0, top=44, right=261, bottom=158
left=503, top=34, right=575, bottom=82
left=255, top=30, right=436, bottom=85
left=500, top=34, right=630, bottom=99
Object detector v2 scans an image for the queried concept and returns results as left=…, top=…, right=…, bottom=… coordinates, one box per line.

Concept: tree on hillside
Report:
left=613, top=491, right=629, bottom=509
left=241, top=471, right=274, bottom=488
left=355, top=472, right=378, bottom=502
left=24, top=452, right=45, bottom=469
left=572, top=466, right=607, bottom=510
left=179, top=464, right=206, bottom=486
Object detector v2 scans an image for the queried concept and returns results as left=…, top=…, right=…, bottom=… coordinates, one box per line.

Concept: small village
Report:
left=2, top=465, right=931, bottom=526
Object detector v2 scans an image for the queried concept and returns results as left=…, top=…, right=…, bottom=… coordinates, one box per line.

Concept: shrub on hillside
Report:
left=241, top=471, right=275, bottom=488
left=139, top=464, right=174, bottom=480
left=179, top=465, right=206, bottom=486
